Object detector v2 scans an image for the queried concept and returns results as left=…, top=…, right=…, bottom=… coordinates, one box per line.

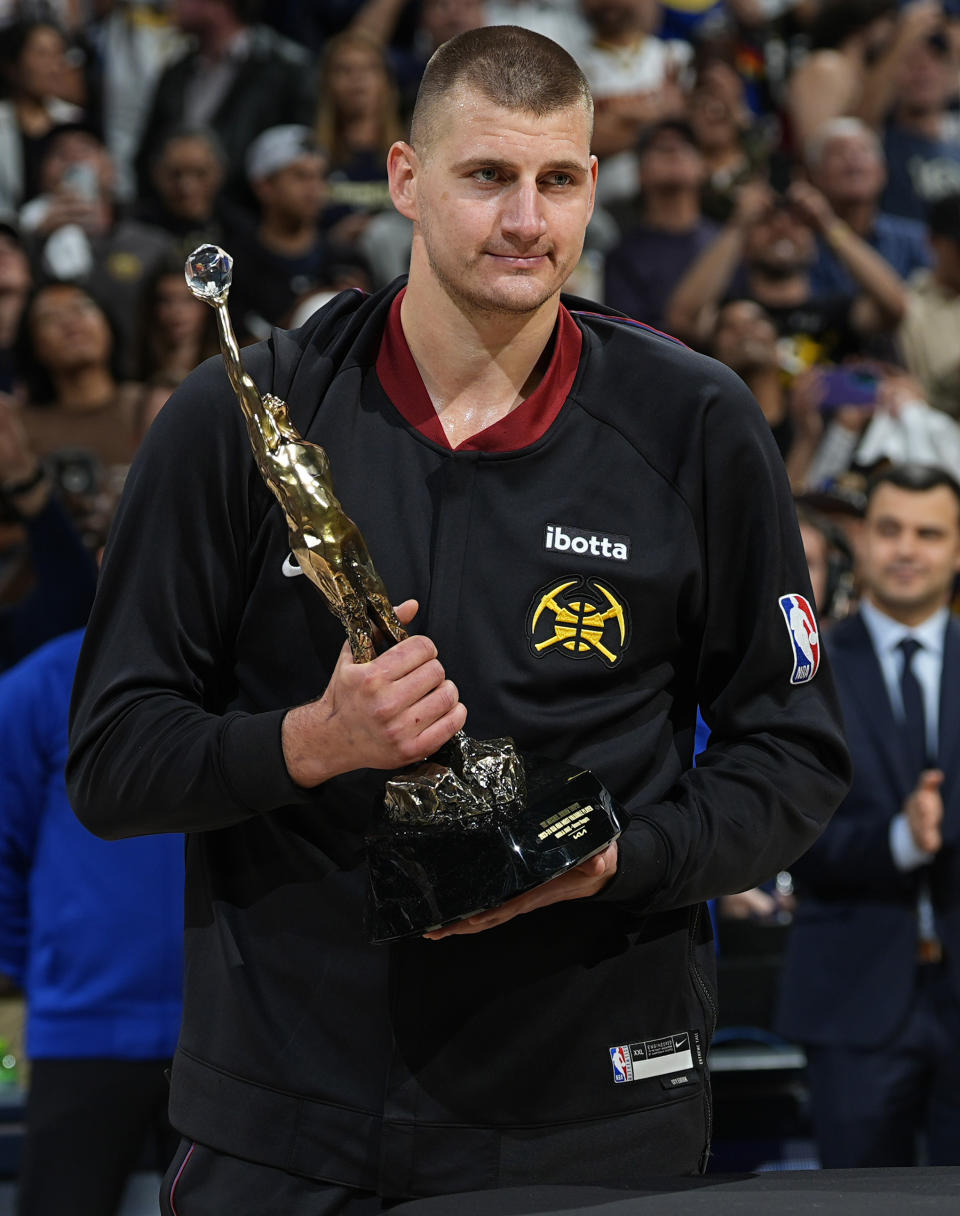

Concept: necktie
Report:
left=898, top=636, right=942, bottom=960
left=898, top=637, right=928, bottom=779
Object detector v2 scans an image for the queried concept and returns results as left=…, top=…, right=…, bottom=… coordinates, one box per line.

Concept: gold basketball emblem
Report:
left=527, top=578, right=629, bottom=668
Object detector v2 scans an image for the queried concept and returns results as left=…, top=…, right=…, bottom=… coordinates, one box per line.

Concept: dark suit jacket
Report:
left=135, top=25, right=317, bottom=203
left=777, top=611, right=960, bottom=1048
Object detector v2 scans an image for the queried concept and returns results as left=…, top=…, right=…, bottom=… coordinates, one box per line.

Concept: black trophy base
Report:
left=365, top=756, right=622, bottom=944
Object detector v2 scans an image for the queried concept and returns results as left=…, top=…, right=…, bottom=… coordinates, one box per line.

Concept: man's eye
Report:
left=475, top=167, right=498, bottom=182
left=547, top=173, right=573, bottom=187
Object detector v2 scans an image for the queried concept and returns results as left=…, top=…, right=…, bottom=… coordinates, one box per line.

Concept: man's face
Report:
left=811, top=131, right=885, bottom=207
left=154, top=137, right=223, bottom=220
left=255, top=155, right=327, bottom=225
left=174, top=0, right=228, bottom=36
left=421, top=0, right=487, bottom=48
left=688, top=87, right=740, bottom=152
left=394, top=89, right=597, bottom=318
left=711, top=301, right=778, bottom=374
left=746, top=204, right=816, bottom=276
left=897, top=39, right=956, bottom=114
left=860, top=483, right=960, bottom=622
left=638, top=130, right=705, bottom=193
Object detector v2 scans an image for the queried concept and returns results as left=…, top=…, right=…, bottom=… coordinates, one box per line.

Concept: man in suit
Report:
left=778, top=462, right=960, bottom=1167
left=134, top=0, right=317, bottom=209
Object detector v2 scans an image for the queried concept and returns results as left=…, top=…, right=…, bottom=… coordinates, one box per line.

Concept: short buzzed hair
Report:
left=410, top=25, right=593, bottom=152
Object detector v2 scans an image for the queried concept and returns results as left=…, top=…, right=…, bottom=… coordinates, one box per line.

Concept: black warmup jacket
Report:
left=67, top=280, right=850, bottom=1195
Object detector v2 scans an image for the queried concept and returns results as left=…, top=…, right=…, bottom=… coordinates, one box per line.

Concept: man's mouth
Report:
left=486, top=251, right=550, bottom=263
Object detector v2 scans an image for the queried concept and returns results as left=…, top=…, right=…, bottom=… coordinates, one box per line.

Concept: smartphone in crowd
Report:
left=818, top=365, right=880, bottom=411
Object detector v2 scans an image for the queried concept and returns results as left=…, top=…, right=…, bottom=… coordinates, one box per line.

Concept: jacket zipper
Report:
left=689, top=901, right=717, bottom=1170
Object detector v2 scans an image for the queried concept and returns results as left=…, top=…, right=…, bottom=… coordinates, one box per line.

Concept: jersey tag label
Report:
left=609, top=1031, right=694, bottom=1084
left=777, top=593, right=820, bottom=684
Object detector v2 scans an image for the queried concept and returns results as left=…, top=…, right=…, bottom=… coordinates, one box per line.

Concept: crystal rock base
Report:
left=365, top=746, right=623, bottom=944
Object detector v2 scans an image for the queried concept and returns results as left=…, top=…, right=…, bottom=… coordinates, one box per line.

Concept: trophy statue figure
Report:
left=186, top=244, right=622, bottom=943
left=184, top=245, right=404, bottom=665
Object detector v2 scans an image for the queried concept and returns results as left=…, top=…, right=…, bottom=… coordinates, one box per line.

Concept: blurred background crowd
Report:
left=2, top=0, right=960, bottom=1209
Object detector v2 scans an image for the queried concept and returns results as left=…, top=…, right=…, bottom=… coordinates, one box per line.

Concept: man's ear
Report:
left=388, top=141, right=419, bottom=221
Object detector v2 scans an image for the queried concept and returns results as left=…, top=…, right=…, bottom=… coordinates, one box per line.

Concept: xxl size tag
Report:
left=609, top=1031, right=694, bottom=1084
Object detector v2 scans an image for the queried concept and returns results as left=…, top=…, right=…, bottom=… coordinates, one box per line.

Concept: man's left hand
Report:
left=423, top=842, right=619, bottom=940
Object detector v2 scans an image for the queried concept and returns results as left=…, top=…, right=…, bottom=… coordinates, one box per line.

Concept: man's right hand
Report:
left=281, top=600, right=467, bottom=788
left=905, top=769, right=944, bottom=854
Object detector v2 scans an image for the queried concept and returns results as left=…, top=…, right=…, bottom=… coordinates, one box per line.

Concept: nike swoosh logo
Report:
left=282, top=553, right=303, bottom=578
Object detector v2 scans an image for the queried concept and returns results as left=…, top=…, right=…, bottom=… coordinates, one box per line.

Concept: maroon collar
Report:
left=375, top=287, right=582, bottom=452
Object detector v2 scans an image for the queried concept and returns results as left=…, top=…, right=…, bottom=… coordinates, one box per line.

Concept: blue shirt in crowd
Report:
left=0, top=630, right=183, bottom=1059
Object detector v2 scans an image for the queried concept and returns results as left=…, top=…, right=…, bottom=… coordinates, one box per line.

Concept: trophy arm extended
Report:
left=211, top=299, right=285, bottom=458
left=187, top=244, right=408, bottom=664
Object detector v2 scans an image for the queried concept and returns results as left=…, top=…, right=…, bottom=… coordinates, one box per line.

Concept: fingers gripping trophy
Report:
left=186, top=244, right=622, bottom=942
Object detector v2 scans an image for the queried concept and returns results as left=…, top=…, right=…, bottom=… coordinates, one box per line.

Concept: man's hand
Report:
left=730, top=179, right=775, bottom=232
left=281, top=600, right=467, bottom=787
left=422, top=842, right=619, bottom=940
left=786, top=181, right=837, bottom=235
left=905, top=769, right=944, bottom=854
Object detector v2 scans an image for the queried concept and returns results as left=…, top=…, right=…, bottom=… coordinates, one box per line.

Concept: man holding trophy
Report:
left=68, top=25, right=849, bottom=1214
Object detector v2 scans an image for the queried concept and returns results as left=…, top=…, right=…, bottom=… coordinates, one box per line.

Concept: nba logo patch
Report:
left=610, top=1046, right=630, bottom=1084
left=777, top=594, right=820, bottom=685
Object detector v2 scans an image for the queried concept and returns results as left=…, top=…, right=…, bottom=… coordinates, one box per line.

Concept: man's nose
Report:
left=501, top=181, right=547, bottom=242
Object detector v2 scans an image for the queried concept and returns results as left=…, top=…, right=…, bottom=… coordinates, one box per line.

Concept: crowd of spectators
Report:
left=1, top=0, right=960, bottom=1199
left=0, top=0, right=957, bottom=628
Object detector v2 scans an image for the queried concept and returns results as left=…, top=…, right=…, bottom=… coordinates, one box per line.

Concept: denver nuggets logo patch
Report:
left=527, top=578, right=629, bottom=668
left=778, top=593, right=820, bottom=685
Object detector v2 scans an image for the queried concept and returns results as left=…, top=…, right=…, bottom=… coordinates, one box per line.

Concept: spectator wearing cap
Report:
left=0, top=217, right=31, bottom=394
left=807, top=117, right=932, bottom=300
left=134, top=0, right=317, bottom=210
left=18, top=125, right=175, bottom=376
left=898, top=192, right=960, bottom=418
left=225, top=125, right=370, bottom=342
left=603, top=119, right=720, bottom=331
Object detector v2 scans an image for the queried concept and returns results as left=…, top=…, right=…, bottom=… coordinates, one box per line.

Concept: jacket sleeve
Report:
left=66, top=353, right=317, bottom=840
left=786, top=674, right=917, bottom=899
left=788, top=793, right=916, bottom=900
left=0, top=655, right=50, bottom=984
left=598, top=363, right=851, bottom=912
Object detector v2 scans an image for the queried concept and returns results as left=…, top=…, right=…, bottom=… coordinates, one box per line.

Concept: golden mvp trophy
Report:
left=185, top=245, right=622, bottom=942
